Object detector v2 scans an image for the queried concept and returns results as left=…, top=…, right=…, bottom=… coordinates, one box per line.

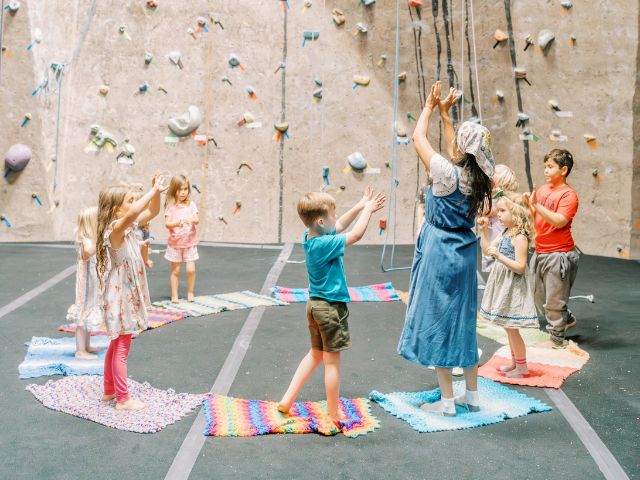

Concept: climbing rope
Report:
left=380, top=0, right=407, bottom=272
left=380, top=0, right=484, bottom=272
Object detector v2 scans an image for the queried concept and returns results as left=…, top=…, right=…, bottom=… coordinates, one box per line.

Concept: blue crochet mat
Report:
left=369, top=378, right=551, bottom=433
left=18, top=336, right=110, bottom=379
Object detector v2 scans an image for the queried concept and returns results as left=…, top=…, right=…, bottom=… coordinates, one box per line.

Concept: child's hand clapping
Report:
left=523, top=184, right=538, bottom=207
left=365, top=192, right=386, bottom=213
left=357, top=186, right=374, bottom=208
left=477, top=216, right=489, bottom=230
left=153, top=172, right=170, bottom=193
left=487, top=246, right=500, bottom=258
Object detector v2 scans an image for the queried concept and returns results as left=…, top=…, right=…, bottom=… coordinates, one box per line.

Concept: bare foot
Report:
left=277, top=403, right=290, bottom=415
left=187, top=293, right=195, bottom=302
left=75, top=351, right=98, bottom=360
left=87, top=346, right=101, bottom=353
left=102, top=394, right=116, bottom=401
left=145, top=259, right=154, bottom=269
left=115, top=398, right=146, bottom=410
left=171, top=297, right=179, bottom=304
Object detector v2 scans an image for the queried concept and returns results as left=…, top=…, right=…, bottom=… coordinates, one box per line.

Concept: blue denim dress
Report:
left=398, top=168, right=479, bottom=368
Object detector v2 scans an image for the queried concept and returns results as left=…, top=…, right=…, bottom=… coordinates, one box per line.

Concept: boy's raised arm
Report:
left=345, top=193, right=386, bottom=246
left=335, top=187, right=372, bottom=233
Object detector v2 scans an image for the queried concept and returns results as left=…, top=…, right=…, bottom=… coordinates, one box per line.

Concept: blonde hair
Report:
left=492, top=164, right=519, bottom=192
left=497, top=192, right=534, bottom=241
left=75, top=206, right=98, bottom=244
left=165, top=174, right=191, bottom=208
left=297, top=192, right=336, bottom=227
left=96, top=186, right=130, bottom=285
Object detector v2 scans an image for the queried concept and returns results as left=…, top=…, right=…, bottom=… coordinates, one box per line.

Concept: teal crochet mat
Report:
left=369, top=378, right=551, bottom=433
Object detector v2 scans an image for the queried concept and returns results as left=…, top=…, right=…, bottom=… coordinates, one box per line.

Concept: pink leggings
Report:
left=103, top=334, right=132, bottom=402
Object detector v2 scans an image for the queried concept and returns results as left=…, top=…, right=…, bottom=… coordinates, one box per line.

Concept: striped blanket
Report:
left=153, top=291, right=288, bottom=316
left=203, top=395, right=379, bottom=438
left=58, top=307, right=188, bottom=336
left=270, top=282, right=400, bottom=303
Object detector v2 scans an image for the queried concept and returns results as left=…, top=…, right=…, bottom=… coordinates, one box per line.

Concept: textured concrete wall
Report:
left=1, top=0, right=638, bottom=259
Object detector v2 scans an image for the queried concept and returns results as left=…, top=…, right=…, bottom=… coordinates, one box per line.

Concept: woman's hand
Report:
left=439, top=87, right=457, bottom=114
left=426, top=81, right=441, bottom=112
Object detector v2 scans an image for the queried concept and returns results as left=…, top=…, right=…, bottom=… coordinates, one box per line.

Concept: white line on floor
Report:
left=545, top=388, right=629, bottom=480
left=0, top=265, right=76, bottom=319
left=164, top=243, right=294, bottom=480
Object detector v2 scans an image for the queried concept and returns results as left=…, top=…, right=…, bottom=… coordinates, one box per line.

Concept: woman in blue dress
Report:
left=398, top=81, right=495, bottom=416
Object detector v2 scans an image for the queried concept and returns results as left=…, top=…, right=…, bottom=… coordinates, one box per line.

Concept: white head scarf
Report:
left=456, top=121, right=495, bottom=177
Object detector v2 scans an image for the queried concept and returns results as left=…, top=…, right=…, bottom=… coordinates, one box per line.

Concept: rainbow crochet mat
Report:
left=270, top=282, right=400, bottom=303
left=203, top=394, right=379, bottom=438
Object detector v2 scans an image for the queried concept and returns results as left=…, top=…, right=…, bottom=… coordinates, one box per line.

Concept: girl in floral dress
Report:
left=96, top=174, right=167, bottom=410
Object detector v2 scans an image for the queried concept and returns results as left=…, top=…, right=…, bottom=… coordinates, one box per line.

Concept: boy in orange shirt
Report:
left=524, top=149, right=579, bottom=348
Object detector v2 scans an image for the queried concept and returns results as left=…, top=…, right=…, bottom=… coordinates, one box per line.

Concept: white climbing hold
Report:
left=168, top=51, right=184, bottom=69
left=537, top=30, right=555, bottom=50
left=168, top=105, right=202, bottom=137
left=347, top=152, right=368, bottom=171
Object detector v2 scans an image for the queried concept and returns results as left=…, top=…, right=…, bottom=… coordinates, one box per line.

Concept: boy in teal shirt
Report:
left=278, top=188, right=385, bottom=427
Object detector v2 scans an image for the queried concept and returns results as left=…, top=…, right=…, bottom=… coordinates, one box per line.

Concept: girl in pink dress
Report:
left=164, top=174, right=199, bottom=303
left=96, top=175, right=167, bottom=410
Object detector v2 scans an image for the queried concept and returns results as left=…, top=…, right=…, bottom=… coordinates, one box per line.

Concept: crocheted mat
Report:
left=26, top=375, right=206, bottom=433
left=478, top=342, right=589, bottom=389
left=270, top=282, right=400, bottom=303
left=58, top=307, right=187, bottom=336
left=153, top=290, right=288, bottom=316
left=203, top=394, right=379, bottom=438
left=19, top=336, right=110, bottom=379
left=369, top=378, right=551, bottom=433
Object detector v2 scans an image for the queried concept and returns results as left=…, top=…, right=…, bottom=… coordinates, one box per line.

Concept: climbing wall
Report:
left=1, top=0, right=639, bottom=259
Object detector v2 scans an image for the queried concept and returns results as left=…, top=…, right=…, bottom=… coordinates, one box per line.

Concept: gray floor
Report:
left=0, top=243, right=638, bottom=479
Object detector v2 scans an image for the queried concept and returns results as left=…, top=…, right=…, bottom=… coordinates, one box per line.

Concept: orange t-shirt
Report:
left=534, top=183, right=579, bottom=253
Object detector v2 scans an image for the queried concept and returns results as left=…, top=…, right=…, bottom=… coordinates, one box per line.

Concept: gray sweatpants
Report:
left=531, top=248, right=580, bottom=333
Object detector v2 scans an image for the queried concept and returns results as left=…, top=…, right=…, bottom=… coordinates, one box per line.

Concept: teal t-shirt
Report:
left=302, top=229, right=350, bottom=303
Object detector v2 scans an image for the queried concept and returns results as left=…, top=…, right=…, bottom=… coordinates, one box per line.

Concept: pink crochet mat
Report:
left=26, top=375, right=205, bottom=433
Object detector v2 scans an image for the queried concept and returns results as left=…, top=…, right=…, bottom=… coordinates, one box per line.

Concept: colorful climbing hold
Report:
left=192, top=184, right=201, bottom=194
left=302, top=31, right=319, bottom=47
left=138, top=82, right=149, bottom=93
left=495, top=90, right=505, bottom=102
left=168, top=106, right=202, bottom=137
left=548, top=99, right=560, bottom=111
left=233, top=201, right=242, bottom=215
left=332, top=8, right=346, bottom=26
left=146, top=0, right=158, bottom=9
left=237, top=112, right=254, bottom=127
left=236, top=162, right=253, bottom=175
left=20, top=113, right=31, bottom=128
left=228, top=54, right=244, bottom=70
left=5, top=144, right=31, bottom=174
left=247, top=86, right=257, bottom=99
left=398, top=71, right=407, bottom=82
left=322, top=167, right=330, bottom=186
left=99, top=84, right=110, bottom=96
left=584, top=134, right=597, bottom=149
left=144, top=52, right=154, bottom=65
left=353, top=75, right=370, bottom=88
left=168, top=51, right=184, bottom=69
left=32, top=193, right=43, bottom=206
left=116, top=139, right=135, bottom=165
left=347, top=152, right=367, bottom=171
left=355, top=22, right=368, bottom=34
left=407, top=112, right=417, bottom=121
left=377, top=54, right=387, bottom=66
left=493, top=29, right=508, bottom=48
left=524, top=34, right=534, bottom=51
left=514, top=67, right=531, bottom=86
left=515, top=113, right=529, bottom=128
left=218, top=216, right=228, bottom=225
left=0, top=215, right=12, bottom=228
left=119, top=25, right=131, bottom=41
left=537, top=30, right=555, bottom=51
left=196, top=16, right=209, bottom=33
left=379, top=218, right=387, bottom=236
left=274, top=123, right=290, bottom=142
left=409, top=0, right=423, bottom=7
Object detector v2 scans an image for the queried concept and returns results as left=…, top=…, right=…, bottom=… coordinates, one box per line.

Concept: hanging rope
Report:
left=460, top=0, right=465, bottom=124
left=380, top=0, right=408, bottom=272
left=469, top=0, right=483, bottom=122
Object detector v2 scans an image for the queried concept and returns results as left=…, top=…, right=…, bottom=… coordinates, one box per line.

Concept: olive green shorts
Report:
left=306, top=298, right=351, bottom=352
